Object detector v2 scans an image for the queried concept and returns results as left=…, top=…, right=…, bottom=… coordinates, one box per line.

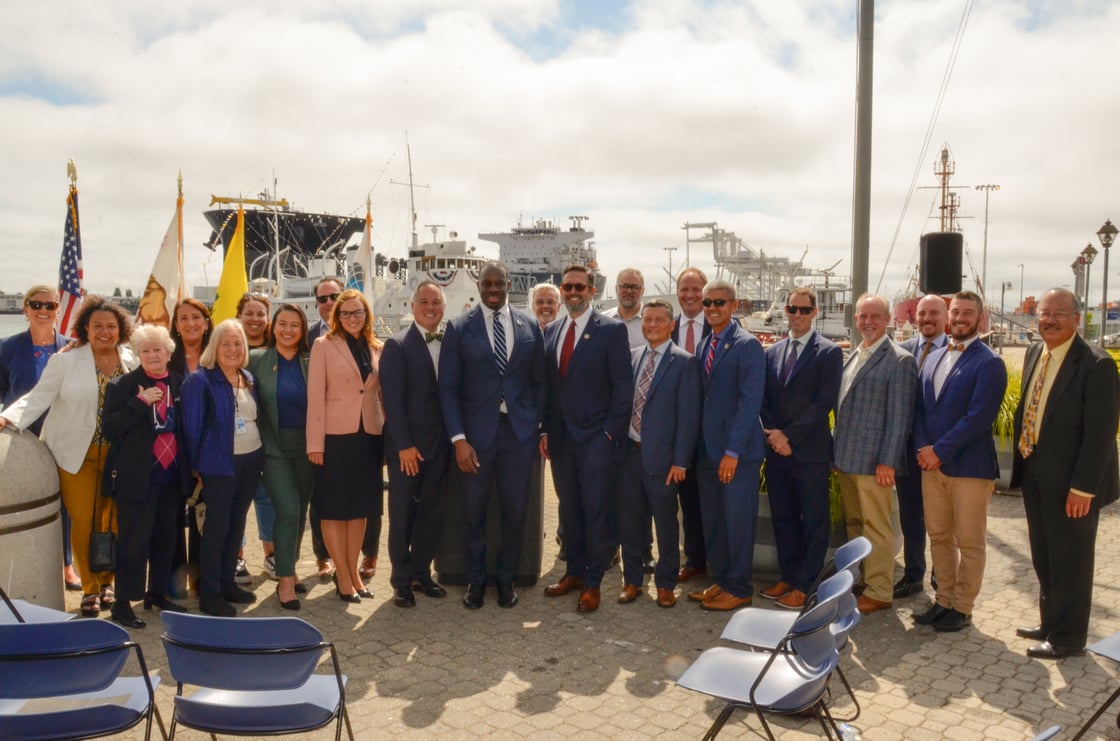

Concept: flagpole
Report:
left=177, top=170, right=185, bottom=304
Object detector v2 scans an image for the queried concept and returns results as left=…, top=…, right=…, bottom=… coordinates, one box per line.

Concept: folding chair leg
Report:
left=813, top=703, right=839, bottom=740
left=820, top=698, right=844, bottom=739
left=753, top=705, right=778, bottom=741
left=168, top=716, right=178, bottom=741
left=829, top=665, right=861, bottom=722
left=1072, top=685, right=1120, bottom=740
left=152, top=704, right=168, bottom=740
left=338, top=702, right=355, bottom=741
left=702, top=703, right=738, bottom=741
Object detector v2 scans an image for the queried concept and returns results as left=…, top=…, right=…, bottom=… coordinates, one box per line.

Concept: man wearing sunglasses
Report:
left=687, top=280, right=766, bottom=611
left=541, top=265, right=633, bottom=613
left=307, top=277, right=343, bottom=579
left=758, top=287, right=843, bottom=609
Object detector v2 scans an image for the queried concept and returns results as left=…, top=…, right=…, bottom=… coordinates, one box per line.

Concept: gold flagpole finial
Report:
left=177, top=169, right=183, bottom=198
left=67, top=159, right=77, bottom=187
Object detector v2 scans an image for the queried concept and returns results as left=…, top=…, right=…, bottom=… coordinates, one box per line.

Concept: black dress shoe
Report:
left=145, top=594, right=188, bottom=613
left=199, top=596, right=236, bottom=617
left=1027, top=641, right=1086, bottom=659
left=892, top=578, right=924, bottom=599
left=1016, top=626, right=1048, bottom=641
left=338, top=592, right=361, bottom=604
left=463, top=585, right=485, bottom=610
left=110, top=604, right=146, bottom=629
left=222, top=585, right=257, bottom=604
left=932, top=608, right=971, bottom=632
left=497, top=582, right=518, bottom=608
left=394, top=587, right=416, bottom=608
left=413, top=580, right=448, bottom=598
left=913, top=603, right=950, bottom=625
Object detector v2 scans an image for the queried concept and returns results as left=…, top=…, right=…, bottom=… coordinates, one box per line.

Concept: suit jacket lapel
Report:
left=329, top=335, right=362, bottom=382
left=646, top=346, right=674, bottom=398
left=786, top=334, right=816, bottom=385
left=704, top=326, right=736, bottom=385
left=851, top=341, right=888, bottom=388
left=1039, top=338, right=1084, bottom=431
left=407, top=324, right=438, bottom=384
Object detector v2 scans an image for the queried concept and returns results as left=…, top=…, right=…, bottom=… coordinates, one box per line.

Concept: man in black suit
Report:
left=759, top=286, right=843, bottom=609
left=381, top=281, right=451, bottom=608
left=1012, top=287, right=1120, bottom=659
left=541, top=264, right=633, bottom=613
left=670, top=267, right=711, bottom=584
left=307, top=276, right=342, bottom=578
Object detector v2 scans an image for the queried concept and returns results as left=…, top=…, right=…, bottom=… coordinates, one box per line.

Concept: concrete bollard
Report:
left=0, top=428, right=63, bottom=610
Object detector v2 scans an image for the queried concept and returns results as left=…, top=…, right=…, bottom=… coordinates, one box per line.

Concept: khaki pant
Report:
left=58, top=443, right=116, bottom=595
left=837, top=472, right=895, bottom=603
left=921, top=469, right=993, bottom=615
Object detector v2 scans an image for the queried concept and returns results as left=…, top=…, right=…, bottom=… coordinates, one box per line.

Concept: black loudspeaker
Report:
left=920, top=232, right=963, bottom=295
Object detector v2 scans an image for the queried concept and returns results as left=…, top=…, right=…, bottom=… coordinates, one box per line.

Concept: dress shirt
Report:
left=603, top=306, right=645, bottom=348
left=1023, top=334, right=1091, bottom=498
left=680, top=314, right=703, bottom=354
left=839, top=334, right=888, bottom=409
left=556, top=310, right=594, bottom=368
left=483, top=305, right=513, bottom=363
left=414, top=322, right=441, bottom=379
left=932, top=334, right=980, bottom=399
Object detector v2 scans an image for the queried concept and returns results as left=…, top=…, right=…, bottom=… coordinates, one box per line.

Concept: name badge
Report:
left=235, top=416, right=248, bottom=435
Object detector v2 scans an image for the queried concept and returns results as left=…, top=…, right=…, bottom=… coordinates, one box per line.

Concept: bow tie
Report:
left=949, top=342, right=966, bottom=352
left=425, top=331, right=444, bottom=344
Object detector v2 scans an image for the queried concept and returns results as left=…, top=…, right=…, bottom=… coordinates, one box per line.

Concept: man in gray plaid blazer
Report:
left=833, top=293, right=917, bottom=614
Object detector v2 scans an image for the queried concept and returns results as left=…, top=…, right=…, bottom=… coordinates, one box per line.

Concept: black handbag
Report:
left=89, top=460, right=117, bottom=572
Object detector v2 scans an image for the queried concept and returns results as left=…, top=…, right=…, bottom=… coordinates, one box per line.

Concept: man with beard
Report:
left=603, top=268, right=646, bottom=349
left=894, top=294, right=949, bottom=598
left=911, top=291, right=1007, bottom=632
left=439, top=262, right=547, bottom=610
left=541, top=264, right=633, bottom=612
left=1012, top=288, right=1119, bottom=659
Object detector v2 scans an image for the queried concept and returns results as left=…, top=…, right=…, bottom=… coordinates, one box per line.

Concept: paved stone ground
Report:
left=62, top=466, right=1120, bottom=740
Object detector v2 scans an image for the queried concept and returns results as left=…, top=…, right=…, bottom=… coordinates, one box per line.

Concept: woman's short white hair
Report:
left=199, top=319, right=249, bottom=370
left=130, top=324, right=175, bottom=354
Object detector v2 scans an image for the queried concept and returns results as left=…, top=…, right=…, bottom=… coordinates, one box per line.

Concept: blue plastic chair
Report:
left=677, top=572, right=850, bottom=740
left=0, top=619, right=162, bottom=740
left=1072, top=629, right=1120, bottom=740
left=161, top=612, right=352, bottom=740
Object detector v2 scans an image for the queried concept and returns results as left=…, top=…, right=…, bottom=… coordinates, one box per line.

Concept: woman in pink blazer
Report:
left=307, top=289, right=385, bottom=603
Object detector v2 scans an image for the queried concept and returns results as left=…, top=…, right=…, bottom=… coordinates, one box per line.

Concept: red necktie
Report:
left=559, top=320, right=577, bottom=379
left=704, top=336, right=718, bottom=376
left=685, top=320, right=696, bottom=354
left=153, top=381, right=177, bottom=469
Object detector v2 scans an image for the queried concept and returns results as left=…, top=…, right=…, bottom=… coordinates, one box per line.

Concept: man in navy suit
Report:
left=687, top=279, right=766, bottom=611
left=670, top=267, right=711, bottom=583
left=894, top=294, right=949, bottom=599
left=439, top=262, right=547, bottom=610
left=381, top=281, right=452, bottom=608
left=911, top=291, right=1007, bottom=632
left=617, top=299, right=701, bottom=608
left=541, top=264, right=633, bottom=613
left=759, top=287, right=843, bottom=609
left=306, top=276, right=343, bottom=578
left=1012, top=288, right=1120, bottom=658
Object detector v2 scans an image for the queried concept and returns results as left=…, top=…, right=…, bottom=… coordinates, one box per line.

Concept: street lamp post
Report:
left=999, top=281, right=1012, bottom=354
left=663, top=246, right=678, bottom=283
left=1098, top=219, right=1117, bottom=346
left=1081, top=243, right=1098, bottom=338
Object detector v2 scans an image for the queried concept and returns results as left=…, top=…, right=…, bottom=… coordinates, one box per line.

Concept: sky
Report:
left=1, top=0, right=1118, bottom=310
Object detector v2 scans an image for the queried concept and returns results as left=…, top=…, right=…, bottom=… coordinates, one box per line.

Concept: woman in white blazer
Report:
left=0, top=297, right=137, bottom=616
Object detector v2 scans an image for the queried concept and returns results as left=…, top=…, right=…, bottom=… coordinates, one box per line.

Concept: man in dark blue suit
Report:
left=687, top=279, right=767, bottom=611
left=759, top=286, right=843, bottom=609
left=439, top=262, right=547, bottom=610
left=894, top=294, right=949, bottom=598
left=912, top=291, right=1007, bottom=632
left=381, top=281, right=452, bottom=608
left=670, top=267, right=711, bottom=583
left=617, top=299, right=701, bottom=608
left=541, top=264, right=633, bottom=613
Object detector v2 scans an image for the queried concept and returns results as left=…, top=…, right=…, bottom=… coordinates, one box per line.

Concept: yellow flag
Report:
left=211, top=206, right=247, bottom=323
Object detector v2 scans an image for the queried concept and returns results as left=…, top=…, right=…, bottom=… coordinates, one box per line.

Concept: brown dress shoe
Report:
left=544, top=575, right=584, bottom=597
left=856, top=594, right=892, bottom=614
left=701, top=592, right=752, bottom=611
left=317, top=560, right=336, bottom=579
left=656, top=588, right=677, bottom=608
left=677, top=565, right=706, bottom=583
left=760, top=581, right=794, bottom=600
left=618, top=585, right=643, bottom=603
left=359, top=556, right=377, bottom=579
left=688, top=584, right=722, bottom=602
left=577, top=588, right=601, bottom=612
left=776, top=589, right=807, bottom=609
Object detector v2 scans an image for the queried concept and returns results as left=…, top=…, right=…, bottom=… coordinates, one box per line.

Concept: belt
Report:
left=627, top=438, right=642, bottom=449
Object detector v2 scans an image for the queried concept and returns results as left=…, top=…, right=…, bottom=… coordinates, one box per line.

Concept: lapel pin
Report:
left=723, top=342, right=730, bottom=349
left=583, top=333, right=591, bottom=340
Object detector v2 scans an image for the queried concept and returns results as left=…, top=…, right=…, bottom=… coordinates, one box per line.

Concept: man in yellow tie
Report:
left=1011, top=287, right=1120, bottom=659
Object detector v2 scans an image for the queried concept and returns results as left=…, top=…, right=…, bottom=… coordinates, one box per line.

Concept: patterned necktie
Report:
left=781, top=339, right=799, bottom=385
left=704, top=335, right=719, bottom=377
left=917, top=340, right=933, bottom=371
left=559, top=320, right=577, bottom=379
left=630, top=349, right=656, bottom=435
left=1019, top=351, right=1051, bottom=459
left=685, top=319, right=696, bottom=354
left=492, top=310, right=507, bottom=375
left=153, top=381, right=177, bottom=469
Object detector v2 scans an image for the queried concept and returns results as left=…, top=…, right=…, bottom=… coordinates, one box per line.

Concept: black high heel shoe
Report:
left=276, top=585, right=301, bottom=611
left=356, top=588, right=373, bottom=599
left=333, top=575, right=361, bottom=603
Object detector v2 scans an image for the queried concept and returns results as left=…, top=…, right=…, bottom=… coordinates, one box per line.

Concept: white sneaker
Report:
left=263, top=554, right=278, bottom=581
left=234, top=558, right=252, bottom=584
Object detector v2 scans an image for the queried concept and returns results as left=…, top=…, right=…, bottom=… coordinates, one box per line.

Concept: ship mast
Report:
left=934, top=145, right=960, bottom=232
left=407, top=140, right=418, bottom=252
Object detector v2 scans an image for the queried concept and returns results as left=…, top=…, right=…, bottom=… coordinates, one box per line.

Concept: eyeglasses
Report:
left=316, top=293, right=340, bottom=304
left=701, top=298, right=730, bottom=308
left=785, top=305, right=814, bottom=315
left=338, top=309, right=366, bottom=320
left=1037, top=311, right=1073, bottom=320
left=617, top=283, right=643, bottom=292
left=561, top=283, right=590, bottom=293
left=27, top=301, right=59, bottom=311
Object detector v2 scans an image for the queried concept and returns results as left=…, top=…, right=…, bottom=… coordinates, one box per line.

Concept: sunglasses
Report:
left=701, top=298, right=730, bottom=308
left=561, top=283, right=590, bottom=293
left=785, top=305, right=814, bottom=315
left=316, top=293, right=340, bottom=304
left=27, top=301, right=59, bottom=311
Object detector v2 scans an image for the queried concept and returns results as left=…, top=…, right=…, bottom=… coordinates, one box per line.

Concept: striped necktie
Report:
left=492, top=309, right=507, bottom=375
left=781, top=339, right=799, bottom=384
left=630, top=349, right=656, bottom=435
left=704, top=335, right=718, bottom=377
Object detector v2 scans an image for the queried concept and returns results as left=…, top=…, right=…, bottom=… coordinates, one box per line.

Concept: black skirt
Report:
left=315, top=430, right=384, bottom=520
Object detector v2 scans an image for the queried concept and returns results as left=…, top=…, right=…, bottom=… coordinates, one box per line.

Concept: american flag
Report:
left=58, top=187, right=84, bottom=337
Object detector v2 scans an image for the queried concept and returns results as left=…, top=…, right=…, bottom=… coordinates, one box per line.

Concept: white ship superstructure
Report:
left=478, top=216, right=604, bottom=298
